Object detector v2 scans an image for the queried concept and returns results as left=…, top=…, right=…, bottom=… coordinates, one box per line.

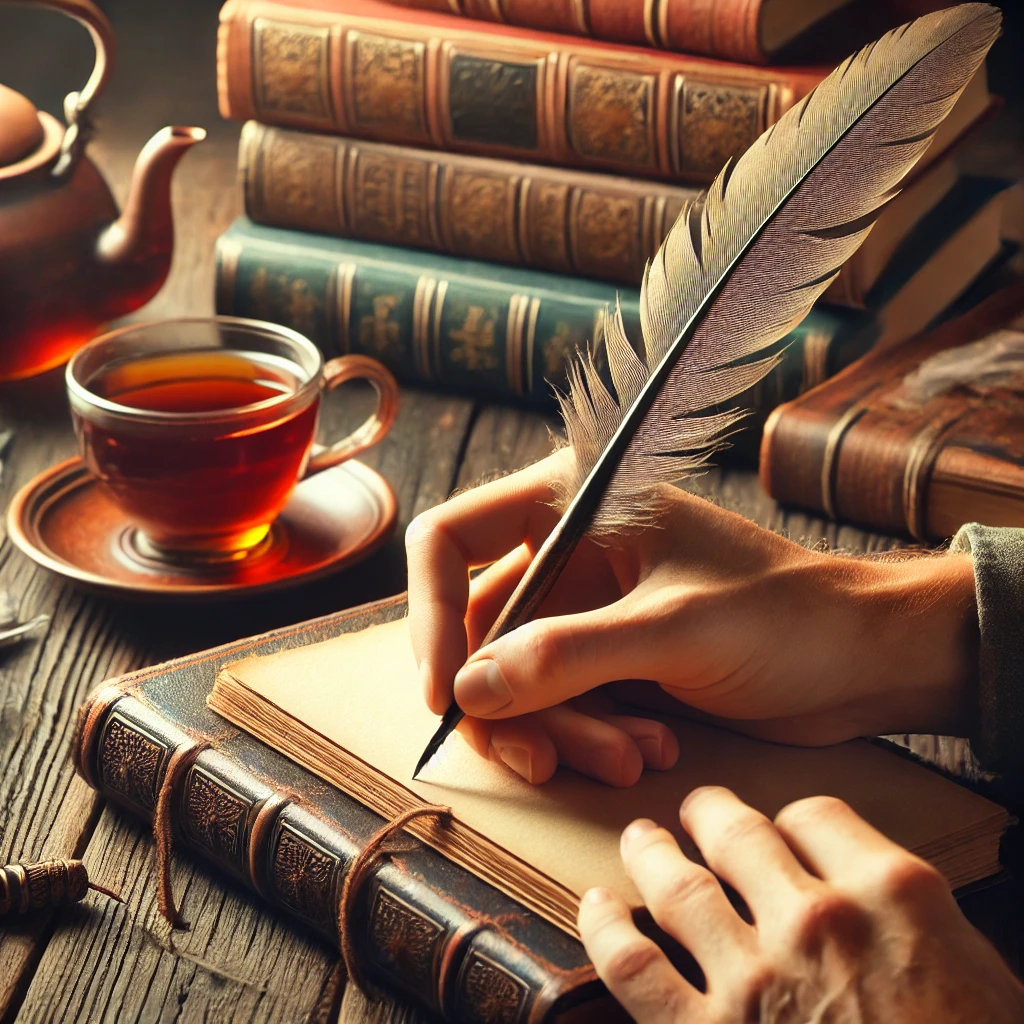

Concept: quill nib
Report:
left=412, top=704, right=465, bottom=779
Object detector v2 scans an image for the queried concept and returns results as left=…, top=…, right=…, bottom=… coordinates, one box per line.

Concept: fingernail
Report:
left=497, top=745, right=532, bottom=783
left=621, top=818, right=658, bottom=852
left=581, top=887, right=615, bottom=906
left=586, top=745, right=623, bottom=783
left=454, top=660, right=512, bottom=715
left=636, top=735, right=664, bottom=767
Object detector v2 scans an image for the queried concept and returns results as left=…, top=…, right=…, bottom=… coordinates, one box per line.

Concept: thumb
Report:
left=453, top=600, right=655, bottom=719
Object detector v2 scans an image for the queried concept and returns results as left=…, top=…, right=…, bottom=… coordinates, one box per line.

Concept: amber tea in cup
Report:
left=66, top=318, right=398, bottom=561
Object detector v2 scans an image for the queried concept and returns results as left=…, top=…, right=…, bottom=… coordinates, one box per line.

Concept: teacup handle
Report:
left=304, top=355, right=399, bottom=478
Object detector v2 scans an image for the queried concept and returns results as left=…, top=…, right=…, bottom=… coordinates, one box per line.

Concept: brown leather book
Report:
left=238, top=120, right=965, bottom=299
left=380, top=0, right=856, bottom=65
left=216, top=0, right=828, bottom=183
left=208, top=615, right=1009, bottom=936
left=72, top=595, right=606, bottom=1023
left=760, top=281, right=1024, bottom=541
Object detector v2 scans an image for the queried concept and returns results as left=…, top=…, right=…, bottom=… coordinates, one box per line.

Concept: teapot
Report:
left=0, top=0, right=204, bottom=381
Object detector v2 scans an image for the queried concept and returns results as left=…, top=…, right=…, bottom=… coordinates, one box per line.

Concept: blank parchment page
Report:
left=220, top=617, right=1005, bottom=906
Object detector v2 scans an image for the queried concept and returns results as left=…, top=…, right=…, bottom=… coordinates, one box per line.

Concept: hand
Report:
left=578, top=787, right=1024, bottom=1023
left=406, top=451, right=979, bottom=785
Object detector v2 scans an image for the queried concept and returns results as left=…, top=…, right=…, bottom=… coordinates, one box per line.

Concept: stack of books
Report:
left=213, top=0, right=1004, bottom=423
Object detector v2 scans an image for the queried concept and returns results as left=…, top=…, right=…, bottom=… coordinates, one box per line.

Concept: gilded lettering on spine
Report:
left=567, top=63, right=657, bottom=171
left=347, top=32, right=430, bottom=142
left=441, top=169, right=521, bottom=264
left=447, top=301, right=501, bottom=373
left=673, top=78, right=767, bottom=178
left=252, top=19, right=333, bottom=124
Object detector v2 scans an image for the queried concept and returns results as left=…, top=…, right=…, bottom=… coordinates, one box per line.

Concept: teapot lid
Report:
left=0, top=84, right=45, bottom=168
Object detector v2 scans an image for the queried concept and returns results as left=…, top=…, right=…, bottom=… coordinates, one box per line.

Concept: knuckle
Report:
left=775, top=794, right=849, bottom=832
left=600, top=939, right=664, bottom=987
left=712, top=811, right=775, bottom=853
left=870, top=854, right=947, bottom=904
left=784, top=890, right=865, bottom=952
left=651, top=866, right=721, bottom=921
left=519, top=621, right=574, bottom=680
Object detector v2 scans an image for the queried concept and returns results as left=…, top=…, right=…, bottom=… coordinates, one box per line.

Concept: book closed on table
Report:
left=214, top=217, right=878, bottom=409
left=761, top=282, right=1024, bottom=540
left=216, top=0, right=828, bottom=183
left=381, top=0, right=856, bottom=64
left=75, top=597, right=1011, bottom=1023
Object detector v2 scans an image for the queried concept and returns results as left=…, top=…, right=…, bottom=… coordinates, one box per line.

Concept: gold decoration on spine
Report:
left=819, top=405, right=868, bottom=521
left=215, top=239, right=242, bottom=314
left=433, top=280, right=449, bottom=382
left=524, top=297, right=542, bottom=396
left=335, top=263, right=357, bottom=355
left=506, top=295, right=526, bottom=395
left=800, top=331, right=833, bottom=393
left=412, top=277, right=437, bottom=381
left=570, top=0, right=591, bottom=36
left=901, top=412, right=965, bottom=540
left=643, top=0, right=662, bottom=48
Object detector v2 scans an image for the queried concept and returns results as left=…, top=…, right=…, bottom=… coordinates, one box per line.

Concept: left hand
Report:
left=579, top=787, right=1024, bottom=1023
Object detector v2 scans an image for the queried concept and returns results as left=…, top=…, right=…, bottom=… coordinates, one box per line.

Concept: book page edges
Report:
left=211, top=668, right=584, bottom=937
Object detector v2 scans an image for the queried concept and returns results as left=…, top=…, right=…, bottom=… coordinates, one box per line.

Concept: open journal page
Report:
left=211, top=617, right=1007, bottom=938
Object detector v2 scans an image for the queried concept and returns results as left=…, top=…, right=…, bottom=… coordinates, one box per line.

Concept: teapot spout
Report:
left=96, top=126, right=205, bottom=287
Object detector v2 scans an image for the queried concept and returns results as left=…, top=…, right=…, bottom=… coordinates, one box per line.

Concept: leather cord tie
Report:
left=337, top=804, right=452, bottom=997
left=153, top=740, right=211, bottom=930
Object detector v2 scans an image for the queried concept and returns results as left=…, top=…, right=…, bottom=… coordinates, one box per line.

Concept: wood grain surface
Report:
left=0, top=0, right=1020, bottom=1021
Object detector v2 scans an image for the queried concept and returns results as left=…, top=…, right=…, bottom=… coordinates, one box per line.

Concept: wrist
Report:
left=848, top=552, right=979, bottom=737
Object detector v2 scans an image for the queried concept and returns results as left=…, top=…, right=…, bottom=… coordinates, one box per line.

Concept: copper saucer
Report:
left=6, top=457, right=397, bottom=599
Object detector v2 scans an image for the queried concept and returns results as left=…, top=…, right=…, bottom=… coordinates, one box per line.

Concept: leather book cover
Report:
left=215, top=0, right=826, bottom=183
left=237, top=121, right=970, bottom=302
left=72, top=594, right=603, bottom=1023
left=213, top=216, right=872, bottom=411
left=760, top=281, right=1024, bottom=540
left=381, top=0, right=854, bottom=65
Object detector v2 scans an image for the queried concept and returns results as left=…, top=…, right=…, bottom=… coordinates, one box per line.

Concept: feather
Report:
left=552, top=3, right=1001, bottom=532
left=413, top=4, right=1002, bottom=776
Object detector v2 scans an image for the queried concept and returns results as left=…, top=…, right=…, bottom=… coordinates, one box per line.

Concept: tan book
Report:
left=210, top=617, right=1009, bottom=939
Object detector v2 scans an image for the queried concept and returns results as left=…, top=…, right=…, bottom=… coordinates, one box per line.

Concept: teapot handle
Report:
left=6, top=0, right=117, bottom=176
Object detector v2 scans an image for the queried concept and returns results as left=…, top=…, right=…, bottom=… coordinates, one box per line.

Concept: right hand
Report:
left=406, top=451, right=979, bottom=785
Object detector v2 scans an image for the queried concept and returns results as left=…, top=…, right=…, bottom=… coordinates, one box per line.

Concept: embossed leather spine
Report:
left=72, top=594, right=602, bottom=1023
left=214, top=217, right=870, bottom=410
left=216, top=0, right=825, bottom=184
left=760, top=282, right=1024, bottom=540
left=240, top=121, right=695, bottom=287
left=384, top=0, right=773, bottom=64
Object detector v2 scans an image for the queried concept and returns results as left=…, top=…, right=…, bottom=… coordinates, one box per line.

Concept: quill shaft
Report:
left=414, top=250, right=746, bottom=775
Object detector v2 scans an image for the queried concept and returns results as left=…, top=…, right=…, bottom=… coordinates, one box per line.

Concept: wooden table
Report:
left=1, top=1, right=1022, bottom=1020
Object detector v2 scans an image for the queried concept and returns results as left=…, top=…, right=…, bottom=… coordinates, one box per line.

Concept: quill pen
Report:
left=413, top=3, right=1002, bottom=778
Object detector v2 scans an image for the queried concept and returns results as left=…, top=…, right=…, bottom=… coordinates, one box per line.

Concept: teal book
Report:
left=214, top=218, right=874, bottom=410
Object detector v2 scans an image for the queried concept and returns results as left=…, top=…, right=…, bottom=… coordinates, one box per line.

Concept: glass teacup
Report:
left=66, top=317, right=398, bottom=562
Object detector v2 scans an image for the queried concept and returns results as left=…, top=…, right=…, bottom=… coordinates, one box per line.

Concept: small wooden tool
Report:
left=0, top=859, right=122, bottom=919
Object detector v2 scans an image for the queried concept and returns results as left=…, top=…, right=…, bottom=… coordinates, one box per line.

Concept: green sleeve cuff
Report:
left=951, top=523, right=1024, bottom=789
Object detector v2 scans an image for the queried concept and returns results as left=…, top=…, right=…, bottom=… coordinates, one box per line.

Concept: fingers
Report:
left=680, top=786, right=812, bottom=922
left=578, top=886, right=700, bottom=1024
left=406, top=454, right=564, bottom=714
left=453, top=600, right=660, bottom=719
left=774, top=796, right=952, bottom=909
left=486, top=704, right=679, bottom=786
left=619, top=818, right=752, bottom=969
